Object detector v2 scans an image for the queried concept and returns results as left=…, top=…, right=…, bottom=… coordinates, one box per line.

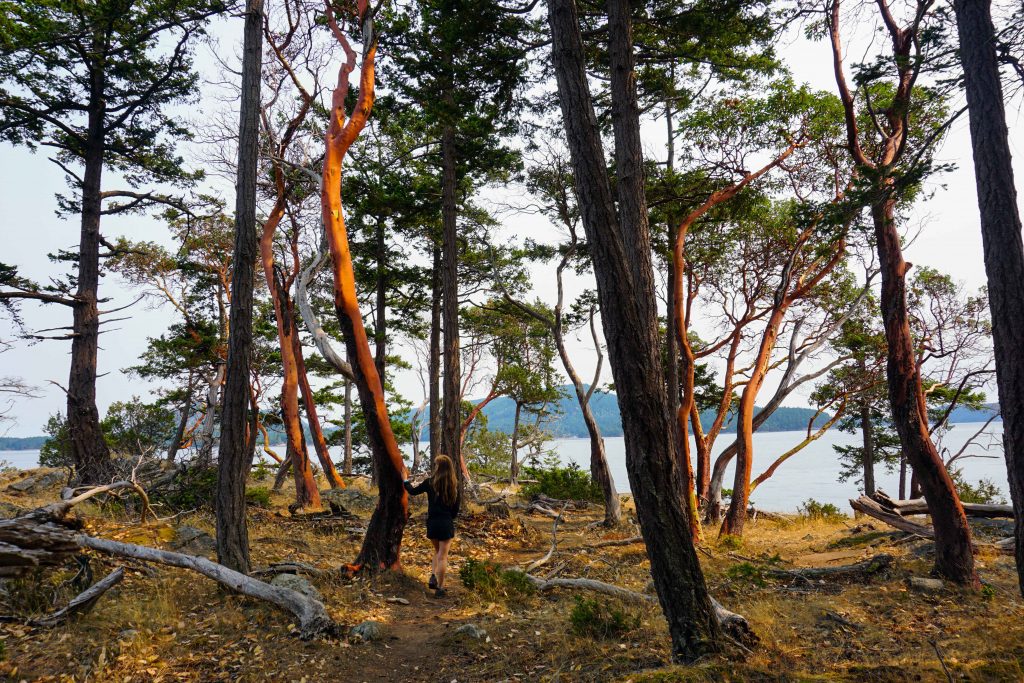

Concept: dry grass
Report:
left=0, top=470, right=1021, bottom=682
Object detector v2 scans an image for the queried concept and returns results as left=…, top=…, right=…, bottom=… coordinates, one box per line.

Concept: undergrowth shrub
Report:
left=520, top=463, right=602, bottom=503
left=246, top=486, right=272, bottom=508
left=569, top=597, right=638, bottom=639
left=459, top=558, right=535, bottom=603
left=157, top=466, right=218, bottom=510
left=797, top=498, right=845, bottom=522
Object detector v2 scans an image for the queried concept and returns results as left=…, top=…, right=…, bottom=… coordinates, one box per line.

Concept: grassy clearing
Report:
left=0, top=469, right=1021, bottom=681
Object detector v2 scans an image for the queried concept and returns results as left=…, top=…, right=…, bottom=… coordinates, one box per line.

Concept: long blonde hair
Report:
left=432, top=455, right=459, bottom=507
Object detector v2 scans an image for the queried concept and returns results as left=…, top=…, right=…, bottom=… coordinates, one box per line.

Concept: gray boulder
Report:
left=170, top=526, right=216, bottom=556
left=270, top=573, right=323, bottom=602
left=321, top=488, right=376, bottom=512
left=350, top=620, right=384, bottom=642
left=909, top=577, right=946, bottom=593
left=7, top=470, right=65, bottom=494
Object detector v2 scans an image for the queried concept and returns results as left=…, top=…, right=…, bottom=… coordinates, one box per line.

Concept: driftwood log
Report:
left=0, top=493, right=337, bottom=639
left=764, top=554, right=893, bottom=581
left=871, top=490, right=1014, bottom=519
left=30, top=567, right=125, bottom=627
left=849, top=496, right=935, bottom=537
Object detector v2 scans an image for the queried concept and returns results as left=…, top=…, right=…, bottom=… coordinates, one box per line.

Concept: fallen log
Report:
left=79, top=536, right=336, bottom=639
left=587, top=535, right=644, bottom=548
left=524, top=504, right=566, bottom=573
left=521, top=573, right=756, bottom=648
left=849, top=497, right=934, bottom=538
left=764, top=554, right=893, bottom=581
left=30, top=567, right=125, bottom=627
left=872, top=491, right=1013, bottom=519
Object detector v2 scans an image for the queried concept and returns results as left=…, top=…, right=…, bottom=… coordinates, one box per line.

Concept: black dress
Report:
left=404, top=479, right=460, bottom=541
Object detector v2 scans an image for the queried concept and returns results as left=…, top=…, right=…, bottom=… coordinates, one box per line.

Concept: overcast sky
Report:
left=1, top=11, right=1021, bottom=438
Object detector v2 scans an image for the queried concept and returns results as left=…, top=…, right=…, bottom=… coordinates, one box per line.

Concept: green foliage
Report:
left=464, top=421, right=512, bottom=478
left=245, top=486, right=273, bottom=508
left=569, top=597, right=639, bottom=640
left=717, top=534, right=743, bottom=550
left=949, top=471, right=1005, bottom=505
left=157, top=466, right=217, bottom=510
left=459, top=558, right=535, bottom=603
left=725, top=562, right=767, bottom=587
left=520, top=463, right=603, bottom=504
left=798, top=499, right=846, bottom=522
left=101, top=398, right=176, bottom=456
left=39, top=413, right=72, bottom=469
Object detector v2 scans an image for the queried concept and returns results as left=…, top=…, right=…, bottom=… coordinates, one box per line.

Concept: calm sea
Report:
left=4, top=422, right=1008, bottom=513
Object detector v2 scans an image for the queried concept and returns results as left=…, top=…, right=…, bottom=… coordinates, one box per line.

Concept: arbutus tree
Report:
left=320, top=0, right=409, bottom=572
left=547, top=0, right=728, bottom=661
left=0, top=0, right=226, bottom=484
left=825, top=0, right=979, bottom=585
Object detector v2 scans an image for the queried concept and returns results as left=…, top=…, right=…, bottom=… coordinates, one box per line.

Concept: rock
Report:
left=350, top=620, right=384, bottom=642
left=386, top=596, right=410, bottom=605
left=321, top=488, right=376, bottom=513
left=909, top=577, right=946, bottom=593
left=7, top=470, right=65, bottom=494
left=170, top=526, right=216, bottom=556
left=453, top=623, right=487, bottom=640
left=270, top=573, right=323, bottom=602
left=486, top=502, right=511, bottom=519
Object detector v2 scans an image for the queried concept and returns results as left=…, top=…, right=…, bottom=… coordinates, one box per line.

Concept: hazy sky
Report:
left=1, top=12, right=1020, bottom=438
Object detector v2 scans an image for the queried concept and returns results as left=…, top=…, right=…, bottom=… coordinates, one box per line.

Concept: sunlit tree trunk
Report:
left=294, top=318, right=345, bottom=489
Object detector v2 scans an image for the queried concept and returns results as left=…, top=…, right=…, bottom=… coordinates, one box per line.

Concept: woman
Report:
left=404, top=454, right=460, bottom=597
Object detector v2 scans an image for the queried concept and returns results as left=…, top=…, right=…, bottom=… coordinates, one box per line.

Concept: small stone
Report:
left=386, top=597, right=410, bottom=605
left=909, top=577, right=946, bottom=593
left=453, top=623, right=487, bottom=640
left=350, top=620, right=384, bottom=642
left=271, top=573, right=323, bottom=602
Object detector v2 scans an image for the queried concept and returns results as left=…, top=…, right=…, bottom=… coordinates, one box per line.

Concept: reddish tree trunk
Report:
left=293, top=318, right=345, bottom=489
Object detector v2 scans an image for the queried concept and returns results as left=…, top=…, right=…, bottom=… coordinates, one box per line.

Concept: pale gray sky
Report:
left=1, top=12, right=1019, bottom=437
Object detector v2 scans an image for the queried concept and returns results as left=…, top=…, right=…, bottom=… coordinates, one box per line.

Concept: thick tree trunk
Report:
left=440, top=126, right=463, bottom=475
left=293, top=320, right=345, bottom=489
left=899, top=454, right=908, bottom=500
left=68, top=87, right=113, bottom=485
left=861, top=401, right=876, bottom=497
left=320, top=22, right=407, bottom=571
left=953, top=0, right=1024, bottom=595
left=428, top=243, right=442, bottom=465
left=872, top=197, right=978, bottom=586
left=216, top=0, right=264, bottom=574
left=547, top=0, right=725, bottom=661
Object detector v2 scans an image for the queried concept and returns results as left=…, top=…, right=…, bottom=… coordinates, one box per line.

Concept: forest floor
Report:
left=0, top=467, right=1022, bottom=682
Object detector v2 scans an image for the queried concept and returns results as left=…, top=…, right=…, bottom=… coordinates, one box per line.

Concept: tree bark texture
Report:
left=440, top=126, right=463, bottom=475
left=216, top=0, right=264, bottom=574
left=68, top=71, right=114, bottom=485
left=293, top=318, right=345, bottom=489
left=547, top=0, right=725, bottom=661
left=873, top=197, right=978, bottom=586
left=429, top=243, right=442, bottom=465
left=953, top=0, right=1024, bottom=595
left=320, top=8, right=408, bottom=571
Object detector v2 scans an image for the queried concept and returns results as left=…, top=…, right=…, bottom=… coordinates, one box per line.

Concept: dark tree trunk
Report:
left=899, top=454, right=907, bottom=500
left=294, top=318, right=345, bottom=489
left=861, top=401, right=876, bottom=497
left=374, top=217, right=387, bottom=386
left=872, top=197, right=978, bottom=586
left=953, top=0, right=1024, bottom=595
left=215, top=0, right=264, bottom=574
left=910, top=470, right=922, bottom=499
left=440, top=126, right=462, bottom=475
left=69, top=78, right=113, bottom=485
left=547, top=0, right=724, bottom=661
left=428, top=243, right=442, bottom=466
left=509, top=401, right=522, bottom=485
left=343, top=379, right=353, bottom=476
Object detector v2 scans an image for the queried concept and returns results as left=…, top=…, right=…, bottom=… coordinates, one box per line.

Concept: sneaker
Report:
left=428, top=574, right=438, bottom=590
left=433, top=588, right=448, bottom=599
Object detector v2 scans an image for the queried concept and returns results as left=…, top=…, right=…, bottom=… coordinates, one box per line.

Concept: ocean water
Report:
left=5, top=422, right=1008, bottom=514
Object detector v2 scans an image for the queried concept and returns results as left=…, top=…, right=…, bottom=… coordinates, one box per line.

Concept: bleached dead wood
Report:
left=79, top=536, right=336, bottom=639
left=849, top=496, right=935, bottom=537
left=872, top=490, right=1013, bottom=519
left=521, top=573, right=756, bottom=647
left=586, top=535, right=644, bottom=548
left=524, top=504, right=566, bottom=573
left=764, top=554, right=893, bottom=581
left=29, top=567, right=125, bottom=627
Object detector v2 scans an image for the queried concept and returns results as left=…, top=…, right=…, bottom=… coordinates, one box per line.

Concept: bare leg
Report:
left=430, top=539, right=439, bottom=579
left=436, top=538, right=452, bottom=589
